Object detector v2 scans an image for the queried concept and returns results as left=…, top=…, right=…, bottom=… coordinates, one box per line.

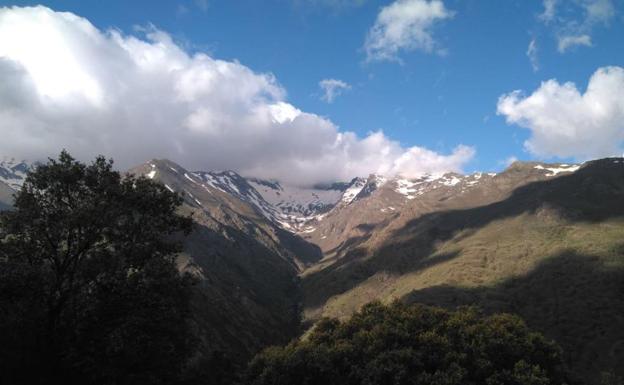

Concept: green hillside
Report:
left=302, top=159, right=624, bottom=383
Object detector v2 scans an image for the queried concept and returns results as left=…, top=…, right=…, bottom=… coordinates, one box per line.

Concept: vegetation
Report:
left=0, top=152, right=195, bottom=385
left=302, top=162, right=624, bottom=383
left=247, top=301, right=568, bottom=385
left=0, top=152, right=613, bottom=385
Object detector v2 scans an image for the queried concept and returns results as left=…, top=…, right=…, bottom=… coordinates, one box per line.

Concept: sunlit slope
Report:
left=302, top=158, right=624, bottom=383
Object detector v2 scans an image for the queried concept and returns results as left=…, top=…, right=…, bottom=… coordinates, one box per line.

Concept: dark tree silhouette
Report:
left=0, top=151, right=195, bottom=385
left=247, top=301, right=569, bottom=385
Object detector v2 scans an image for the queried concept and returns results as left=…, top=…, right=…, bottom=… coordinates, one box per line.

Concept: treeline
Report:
left=0, top=153, right=599, bottom=385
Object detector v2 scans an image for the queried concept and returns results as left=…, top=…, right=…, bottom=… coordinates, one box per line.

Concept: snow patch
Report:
left=0, top=158, right=30, bottom=189
left=341, top=179, right=366, bottom=203
left=184, top=173, right=200, bottom=184
left=440, top=175, right=461, bottom=186
left=534, top=164, right=580, bottom=176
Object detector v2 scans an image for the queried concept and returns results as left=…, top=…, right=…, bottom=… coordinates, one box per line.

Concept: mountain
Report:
left=299, top=158, right=624, bottom=384
left=247, top=176, right=369, bottom=232
left=3, top=154, right=624, bottom=382
left=126, top=160, right=322, bottom=361
left=0, top=157, right=30, bottom=190
left=170, top=159, right=624, bottom=382
left=192, top=171, right=369, bottom=232
left=0, top=180, right=15, bottom=210
left=0, top=158, right=31, bottom=210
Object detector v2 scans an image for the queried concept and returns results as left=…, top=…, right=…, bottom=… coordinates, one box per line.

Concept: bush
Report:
left=247, top=302, right=568, bottom=385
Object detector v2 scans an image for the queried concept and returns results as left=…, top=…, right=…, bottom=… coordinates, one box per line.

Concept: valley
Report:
left=3, top=157, right=624, bottom=383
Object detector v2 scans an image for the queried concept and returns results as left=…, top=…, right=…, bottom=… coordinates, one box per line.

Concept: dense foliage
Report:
left=247, top=301, right=568, bottom=385
left=0, top=152, right=195, bottom=385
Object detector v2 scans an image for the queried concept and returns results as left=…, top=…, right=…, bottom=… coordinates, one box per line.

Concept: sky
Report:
left=0, top=0, right=623, bottom=185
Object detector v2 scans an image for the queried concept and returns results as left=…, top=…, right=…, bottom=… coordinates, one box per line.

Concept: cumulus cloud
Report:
left=0, top=6, right=474, bottom=186
left=497, top=66, right=624, bottom=160
left=538, top=0, right=616, bottom=53
left=319, top=78, right=351, bottom=103
left=364, top=0, right=453, bottom=62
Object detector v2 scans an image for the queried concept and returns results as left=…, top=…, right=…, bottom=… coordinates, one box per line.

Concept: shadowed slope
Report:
left=300, top=159, right=624, bottom=384
left=303, top=158, right=624, bottom=316
left=404, top=251, right=624, bottom=384
left=128, top=159, right=322, bottom=362
left=0, top=181, right=14, bottom=210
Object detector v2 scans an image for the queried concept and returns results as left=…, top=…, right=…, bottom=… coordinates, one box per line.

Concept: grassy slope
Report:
left=302, top=160, right=624, bottom=383
left=317, top=216, right=624, bottom=318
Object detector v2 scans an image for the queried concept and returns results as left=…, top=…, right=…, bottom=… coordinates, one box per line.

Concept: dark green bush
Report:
left=247, top=301, right=568, bottom=385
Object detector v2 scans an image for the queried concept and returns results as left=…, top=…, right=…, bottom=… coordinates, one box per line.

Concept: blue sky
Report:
left=0, top=0, right=623, bottom=183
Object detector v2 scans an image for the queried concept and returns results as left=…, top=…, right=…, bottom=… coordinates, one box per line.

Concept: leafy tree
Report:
left=0, top=151, right=195, bottom=385
left=247, top=302, right=568, bottom=385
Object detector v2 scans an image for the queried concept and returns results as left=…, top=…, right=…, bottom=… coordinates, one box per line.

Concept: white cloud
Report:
left=527, top=38, right=539, bottom=71
left=497, top=66, right=624, bottom=160
left=319, top=78, right=351, bottom=103
left=539, top=0, right=557, bottom=23
left=584, top=0, right=616, bottom=23
left=557, top=34, right=592, bottom=52
left=539, top=0, right=616, bottom=53
left=364, top=0, right=453, bottom=62
left=0, top=6, right=474, bottom=186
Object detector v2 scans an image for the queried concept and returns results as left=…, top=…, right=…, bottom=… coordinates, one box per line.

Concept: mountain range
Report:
left=2, top=156, right=624, bottom=383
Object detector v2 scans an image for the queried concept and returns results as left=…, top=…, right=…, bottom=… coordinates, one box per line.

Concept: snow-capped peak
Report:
left=341, top=177, right=367, bottom=204
left=0, top=158, right=32, bottom=189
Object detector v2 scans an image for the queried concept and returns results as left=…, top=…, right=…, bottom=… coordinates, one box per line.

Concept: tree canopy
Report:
left=0, top=151, right=195, bottom=385
left=247, top=301, right=568, bottom=385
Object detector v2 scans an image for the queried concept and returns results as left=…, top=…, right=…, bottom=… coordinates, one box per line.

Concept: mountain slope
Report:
left=194, top=172, right=368, bottom=232
left=300, top=158, right=624, bottom=383
left=127, top=160, right=322, bottom=361
left=5, top=153, right=624, bottom=382
left=0, top=158, right=30, bottom=190
left=0, top=181, right=15, bottom=210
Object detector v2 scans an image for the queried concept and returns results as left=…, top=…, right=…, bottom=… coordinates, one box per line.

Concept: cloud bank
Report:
left=364, top=0, right=453, bottom=62
left=497, top=66, right=624, bottom=160
left=0, top=6, right=474, bottom=186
